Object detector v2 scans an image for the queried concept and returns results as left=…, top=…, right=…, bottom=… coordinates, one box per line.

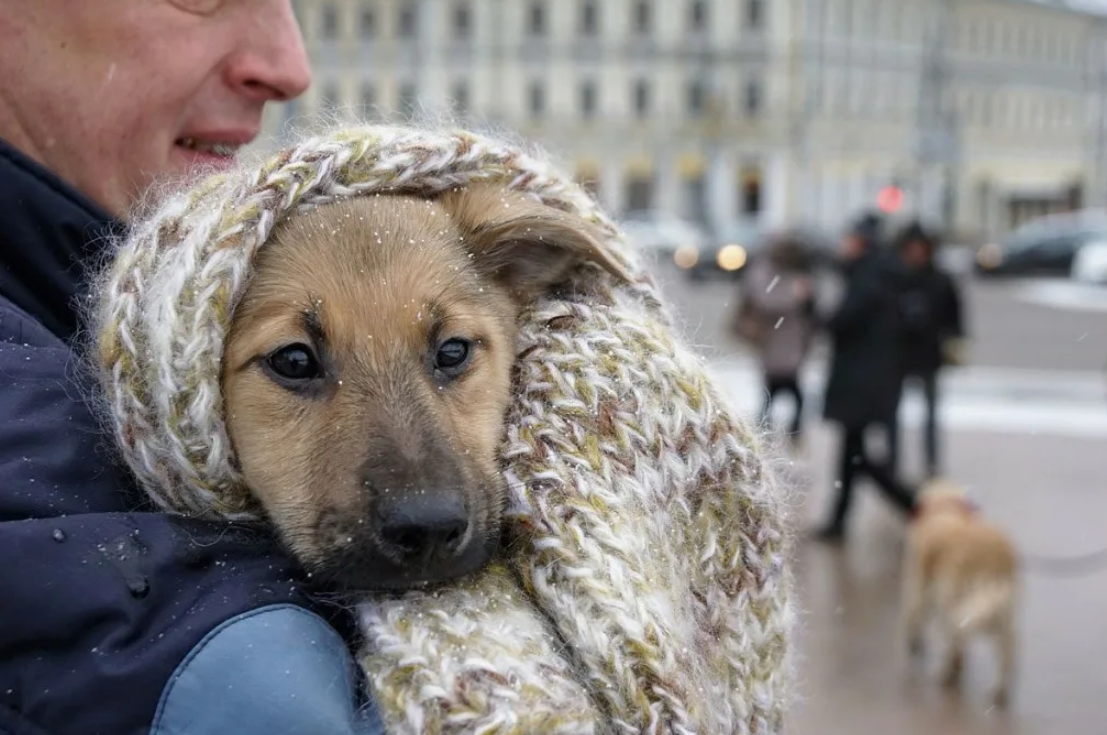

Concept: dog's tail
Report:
left=953, top=577, right=1015, bottom=631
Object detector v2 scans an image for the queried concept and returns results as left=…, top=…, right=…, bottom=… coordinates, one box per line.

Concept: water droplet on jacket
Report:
left=128, top=577, right=150, bottom=599
left=51, top=529, right=66, bottom=542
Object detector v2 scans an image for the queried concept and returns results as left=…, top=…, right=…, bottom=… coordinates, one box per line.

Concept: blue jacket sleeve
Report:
left=0, top=303, right=380, bottom=735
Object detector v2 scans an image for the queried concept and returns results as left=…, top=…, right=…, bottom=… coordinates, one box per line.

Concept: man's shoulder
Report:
left=0, top=295, right=67, bottom=350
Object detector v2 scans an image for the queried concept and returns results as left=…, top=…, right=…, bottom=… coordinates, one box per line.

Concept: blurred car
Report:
left=619, top=209, right=707, bottom=261
left=676, top=221, right=838, bottom=280
left=679, top=219, right=767, bottom=281
left=1070, top=238, right=1107, bottom=284
left=974, top=210, right=1107, bottom=278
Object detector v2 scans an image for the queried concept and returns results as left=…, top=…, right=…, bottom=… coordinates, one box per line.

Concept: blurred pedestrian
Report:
left=731, top=235, right=818, bottom=448
left=888, top=220, right=967, bottom=480
left=814, top=212, right=917, bottom=542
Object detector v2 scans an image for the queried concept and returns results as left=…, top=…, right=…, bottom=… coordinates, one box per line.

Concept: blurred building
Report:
left=260, top=0, right=1107, bottom=240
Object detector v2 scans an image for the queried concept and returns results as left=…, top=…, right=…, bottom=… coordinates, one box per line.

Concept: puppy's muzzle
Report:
left=311, top=438, right=495, bottom=591
left=373, top=493, right=469, bottom=567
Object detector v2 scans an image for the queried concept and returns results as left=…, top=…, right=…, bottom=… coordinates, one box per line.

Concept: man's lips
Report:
left=174, top=130, right=259, bottom=159
left=175, top=137, right=241, bottom=157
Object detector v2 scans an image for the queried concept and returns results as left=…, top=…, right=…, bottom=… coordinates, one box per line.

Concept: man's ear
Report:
left=437, top=183, right=633, bottom=302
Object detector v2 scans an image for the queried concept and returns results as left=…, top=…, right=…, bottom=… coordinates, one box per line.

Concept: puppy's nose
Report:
left=375, top=496, right=469, bottom=563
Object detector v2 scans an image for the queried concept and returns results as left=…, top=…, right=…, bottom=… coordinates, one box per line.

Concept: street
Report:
left=648, top=262, right=1107, bottom=734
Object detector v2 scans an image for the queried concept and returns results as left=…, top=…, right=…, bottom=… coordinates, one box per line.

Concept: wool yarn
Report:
left=91, top=124, right=794, bottom=735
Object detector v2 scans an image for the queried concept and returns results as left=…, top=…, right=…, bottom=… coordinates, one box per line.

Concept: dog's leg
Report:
left=898, top=550, right=927, bottom=661
left=992, top=613, right=1016, bottom=708
left=936, top=589, right=965, bottom=690
left=939, top=620, right=965, bottom=690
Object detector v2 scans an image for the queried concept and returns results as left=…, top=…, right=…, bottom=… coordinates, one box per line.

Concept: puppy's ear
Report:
left=439, top=183, right=633, bottom=301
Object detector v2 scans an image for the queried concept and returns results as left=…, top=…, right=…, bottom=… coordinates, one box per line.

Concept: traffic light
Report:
left=876, top=185, right=903, bottom=213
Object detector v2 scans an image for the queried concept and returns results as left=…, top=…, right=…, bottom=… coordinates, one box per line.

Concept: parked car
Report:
left=619, top=209, right=707, bottom=262
left=1070, top=238, right=1107, bottom=284
left=974, top=210, right=1107, bottom=278
left=680, top=219, right=768, bottom=281
left=677, top=221, right=839, bottom=280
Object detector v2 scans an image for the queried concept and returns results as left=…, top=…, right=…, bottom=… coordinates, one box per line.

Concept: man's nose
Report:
left=225, top=0, right=313, bottom=102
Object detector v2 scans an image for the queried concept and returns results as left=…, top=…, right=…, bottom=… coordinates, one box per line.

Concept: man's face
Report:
left=839, top=233, right=863, bottom=260
left=903, top=239, right=931, bottom=269
left=0, top=0, right=312, bottom=217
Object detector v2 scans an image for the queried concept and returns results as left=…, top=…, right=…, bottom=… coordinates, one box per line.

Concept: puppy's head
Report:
left=913, top=477, right=976, bottom=519
left=222, top=183, right=627, bottom=591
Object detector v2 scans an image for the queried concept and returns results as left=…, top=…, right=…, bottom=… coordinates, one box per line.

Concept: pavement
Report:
left=645, top=262, right=1107, bottom=734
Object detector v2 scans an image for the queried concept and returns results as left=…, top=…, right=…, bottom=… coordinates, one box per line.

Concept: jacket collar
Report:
left=0, top=136, right=124, bottom=342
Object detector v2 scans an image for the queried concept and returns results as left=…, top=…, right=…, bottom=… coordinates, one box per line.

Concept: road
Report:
left=646, top=262, right=1107, bottom=734
left=649, top=260, right=1107, bottom=373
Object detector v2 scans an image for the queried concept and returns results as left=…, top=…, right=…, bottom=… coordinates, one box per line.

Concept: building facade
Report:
left=258, top=0, right=1107, bottom=239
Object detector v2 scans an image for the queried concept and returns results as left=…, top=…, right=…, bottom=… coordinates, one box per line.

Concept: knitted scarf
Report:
left=91, top=124, right=793, bottom=735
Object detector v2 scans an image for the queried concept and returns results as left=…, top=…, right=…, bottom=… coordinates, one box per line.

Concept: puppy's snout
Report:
left=374, top=494, right=469, bottom=564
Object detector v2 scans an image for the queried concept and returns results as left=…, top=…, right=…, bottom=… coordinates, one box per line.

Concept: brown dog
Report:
left=221, top=183, right=629, bottom=591
left=899, top=478, right=1019, bottom=707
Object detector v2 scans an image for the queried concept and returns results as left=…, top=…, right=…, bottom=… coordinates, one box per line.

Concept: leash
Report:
left=911, top=496, right=1107, bottom=577
left=1017, top=545, right=1107, bottom=577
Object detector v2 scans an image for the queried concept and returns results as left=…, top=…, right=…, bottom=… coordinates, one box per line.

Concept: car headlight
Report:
left=674, top=243, right=700, bottom=269
left=716, top=244, right=748, bottom=271
left=976, top=242, right=1002, bottom=269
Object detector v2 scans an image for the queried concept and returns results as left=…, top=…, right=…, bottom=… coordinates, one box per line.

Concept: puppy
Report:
left=221, top=183, right=629, bottom=591
left=899, top=477, right=1019, bottom=707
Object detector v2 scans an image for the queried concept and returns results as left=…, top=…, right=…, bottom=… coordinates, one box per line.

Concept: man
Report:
left=0, top=2, right=382, bottom=733
left=888, top=220, right=966, bottom=480
left=815, top=212, right=917, bottom=542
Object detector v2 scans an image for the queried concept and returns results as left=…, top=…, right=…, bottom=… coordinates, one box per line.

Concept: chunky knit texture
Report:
left=90, top=124, right=793, bottom=735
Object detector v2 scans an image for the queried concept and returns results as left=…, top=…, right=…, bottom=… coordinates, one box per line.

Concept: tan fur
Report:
left=899, top=477, right=1020, bottom=707
left=220, top=183, right=627, bottom=591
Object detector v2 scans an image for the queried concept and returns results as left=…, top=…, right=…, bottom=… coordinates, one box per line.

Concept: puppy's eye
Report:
left=265, top=343, right=322, bottom=385
left=433, top=338, right=471, bottom=375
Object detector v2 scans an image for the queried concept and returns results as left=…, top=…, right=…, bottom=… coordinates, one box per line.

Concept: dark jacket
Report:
left=896, top=262, right=965, bottom=375
left=821, top=247, right=906, bottom=429
left=0, top=137, right=379, bottom=735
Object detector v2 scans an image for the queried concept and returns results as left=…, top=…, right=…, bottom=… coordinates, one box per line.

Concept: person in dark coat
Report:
left=885, top=221, right=965, bottom=480
left=887, top=221, right=966, bottom=480
left=0, top=3, right=383, bottom=733
left=815, top=212, right=917, bottom=542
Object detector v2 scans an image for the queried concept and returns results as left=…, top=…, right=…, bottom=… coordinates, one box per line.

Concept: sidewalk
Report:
left=705, top=359, right=1107, bottom=438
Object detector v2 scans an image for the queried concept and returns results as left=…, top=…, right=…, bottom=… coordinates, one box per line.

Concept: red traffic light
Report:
left=877, top=186, right=903, bottom=213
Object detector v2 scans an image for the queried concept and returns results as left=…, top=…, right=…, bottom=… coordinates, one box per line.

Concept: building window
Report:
left=452, top=81, right=470, bottom=116
left=398, top=82, right=418, bottom=118
left=626, top=175, right=654, bottom=211
left=581, top=0, right=599, bottom=35
left=321, top=2, right=339, bottom=39
left=687, top=80, right=706, bottom=117
left=746, top=0, right=764, bottom=30
left=690, top=1, right=707, bottom=32
left=321, top=81, right=341, bottom=110
left=743, top=79, right=763, bottom=117
left=398, top=2, right=418, bottom=38
left=359, top=6, right=375, bottom=38
left=529, top=2, right=546, bottom=35
left=580, top=80, right=597, bottom=119
left=453, top=2, right=471, bottom=39
left=739, top=168, right=762, bottom=216
left=359, top=82, right=376, bottom=113
left=577, top=170, right=601, bottom=201
left=684, top=174, right=708, bottom=224
left=633, top=80, right=650, bottom=118
left=634, top=1, right=651, bottom=35
left=528, top=81, right=546, bottom=118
